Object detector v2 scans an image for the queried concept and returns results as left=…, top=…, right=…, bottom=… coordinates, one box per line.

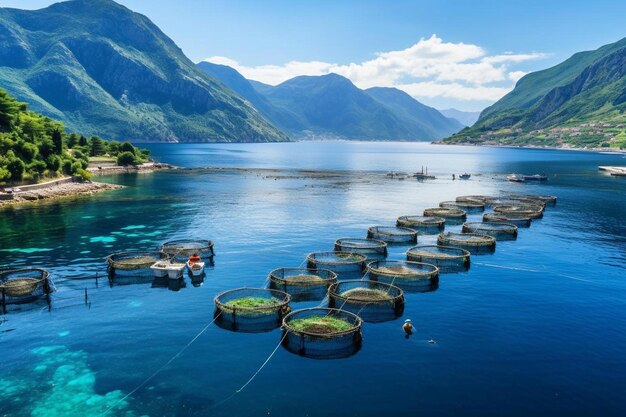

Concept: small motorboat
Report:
left=459, top=173, right=471, bottom=180
left=187, top=260, right=205, bottom=277
left=186, top=254, right=205, bottom=277
left=523, top=174, right=548, bottom=181
left=506, top=174, right=525, bottom=183
left=150, top=261, right=186, bottom=279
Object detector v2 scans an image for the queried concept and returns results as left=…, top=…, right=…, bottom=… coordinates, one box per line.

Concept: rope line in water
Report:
left=473, top=262, right=594, bottom=283
left=210, top=331, right=289, bottom=410
left=99, top=311, right=222, bottom=417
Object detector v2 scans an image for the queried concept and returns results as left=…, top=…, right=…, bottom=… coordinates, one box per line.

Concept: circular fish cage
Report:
left=462, top=222, right=518, bottom=241
left=494, top=204, right=543, bottom=219
left=423, top=207, right=467, bottom=225
left=306, top=251, right=367, bottom=280
left=214, top=288, right=291, bottom=333
left=483, top=213, right=532, bottom=228
left=514, top=194, right=557, bottom=205
left=0, top=268, right=52, bottom=305
left=437, top=232, right=496, bottom=254
left=396, top=215, right=445, bottom=234
left=440, top=200, right=485, bottom=212
left=268, top=268, right=337, bottom=302
left=456, top=195, right=490, bottom=203
left=406, top=245, right=470, bottom=273
left=328, top=280, right=404, bottom=323
left=334, top=238, right=388, bottom=260
left=367, top=226, right=418, bottom=245
left=161, top=239, right=215, bottom=262
left=282, top=308, right=362, bottom=359
left=484, top=197, right=545, bottom=211
left=367, top=260, right=439, bottom=293
left=106, top=250, right=168, bottom=278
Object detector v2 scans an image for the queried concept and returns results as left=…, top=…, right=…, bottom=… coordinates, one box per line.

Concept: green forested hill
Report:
left=0, top=88, right=146, bottom=184
left=0, top=0, right=288, bottom=143
left=445, top=38, right=626, bottom=149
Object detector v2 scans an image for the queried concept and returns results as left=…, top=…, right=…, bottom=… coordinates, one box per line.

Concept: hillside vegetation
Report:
left=0, top=88, right=147, bottom=185
left=444, top=38, right=626, bottom=149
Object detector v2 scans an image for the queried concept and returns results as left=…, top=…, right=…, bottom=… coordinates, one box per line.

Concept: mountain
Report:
left=198, top=63, right=462, bottom=141
left=0, top=0, right=288, bottom=143
left=365, top=87, right=463, bottom=139
left=444, top=38, right=626, bottom=149
left=439, top=108, right=481, bottom=126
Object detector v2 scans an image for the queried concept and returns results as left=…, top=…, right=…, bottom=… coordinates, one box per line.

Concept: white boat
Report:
left=506, top=174, right=525, bottom=183
left=150, top=261, right=169, bottom=278
left=150, top=261, right=185, bottom=279
left=187, top=260, right=205, bottom=277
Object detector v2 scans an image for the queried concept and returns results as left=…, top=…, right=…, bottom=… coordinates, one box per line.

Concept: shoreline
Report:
left=0, top=181, right=123, bottom=208
left=0, top=163, right=174, bottom=208
left=87, top=162, right=175, bottom=176
left=432, top=141, right=626, bottom=154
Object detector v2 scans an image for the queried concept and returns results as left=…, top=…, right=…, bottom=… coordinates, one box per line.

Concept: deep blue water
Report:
left=0, top=141, right=625, bottom=417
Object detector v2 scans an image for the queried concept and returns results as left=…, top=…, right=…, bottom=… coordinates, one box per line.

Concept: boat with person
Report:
left=186, top=253, right=205, bottom=277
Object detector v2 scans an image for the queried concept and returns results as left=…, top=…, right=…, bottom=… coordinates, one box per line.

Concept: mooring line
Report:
left=210, top=331, right=289, bottom=410
left=473, top=262, right=594, bottom=283
left=99, top=311, right=222, bottom=417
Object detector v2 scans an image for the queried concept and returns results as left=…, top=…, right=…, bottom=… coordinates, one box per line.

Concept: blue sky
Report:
left=5, top=0, right=626, bottom=111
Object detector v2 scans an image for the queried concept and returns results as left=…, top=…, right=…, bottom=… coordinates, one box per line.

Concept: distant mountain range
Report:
left=439, top=109, right=481, bottom=126
left=444, top=38, right=626, bottom=149
left=199, top=62, right=463, bottom=141
left=0, top=0, right=287, bottom=142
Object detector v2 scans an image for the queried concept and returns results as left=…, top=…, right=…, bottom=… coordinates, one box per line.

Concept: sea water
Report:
left=0, top=142, right=624, bottom=416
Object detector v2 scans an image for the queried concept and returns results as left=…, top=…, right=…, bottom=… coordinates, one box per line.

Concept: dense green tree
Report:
left=67, top=133, right=79, bottom=149
left=52, top=129, right=63, bottom=154
left=78, top=135, right=88, bottom=147
left=6, top=158, right=25, bottom=181
left=89, top=136, right=107, bottom=156
left=46, top=155, right=61, bottom=172
left=120, top=141, right=136, bottom=154
left=117, top=151, right=138, bottom=166
left=28, top=160, right=46, bottom=175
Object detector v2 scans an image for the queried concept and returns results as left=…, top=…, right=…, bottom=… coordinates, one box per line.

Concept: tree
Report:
left=46, top=155, right=61, bottom=172
left=6, top=158, right=25, bottom=181
left=28, top=160, right=46, bottom=175
left=38, top=138, right=55, bottom=158
left=62, top=159, right=73, bottom=175
left=120, top=141, right=136, bottom=154
left=67, top=133, right=79, bottom=149
left=52, top=129, right=63, bottom=154
left=117, top=151, right=138, bottom=166
left=78, top=135, right=88, bottom=147
left=89, top=136, right=107, bottom=156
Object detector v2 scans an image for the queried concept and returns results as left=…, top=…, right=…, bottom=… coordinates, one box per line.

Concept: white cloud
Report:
left=203, top=34, right=548, bottom=106
left=396, top=82, right=513, bottom=102
left=508, top=70, right=527, bottom=82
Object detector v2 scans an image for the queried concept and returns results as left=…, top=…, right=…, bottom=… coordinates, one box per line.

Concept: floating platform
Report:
left=599, top=166, right=626, bottom=176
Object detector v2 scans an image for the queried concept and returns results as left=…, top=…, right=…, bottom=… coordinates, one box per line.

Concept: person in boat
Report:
left=402, top=319, right=414, bottom=336
left=188, top=253, right=201, bottom=266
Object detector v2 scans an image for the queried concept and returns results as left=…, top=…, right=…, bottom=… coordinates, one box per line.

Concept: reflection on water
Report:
left=0, top=142, right=625, bottom=417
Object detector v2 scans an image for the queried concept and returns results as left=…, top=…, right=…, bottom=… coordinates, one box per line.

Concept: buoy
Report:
left=402, top=318, right=414, bottom=335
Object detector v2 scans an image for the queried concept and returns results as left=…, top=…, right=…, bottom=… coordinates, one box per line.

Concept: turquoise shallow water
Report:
left=0, top=142, right=625, bottom=416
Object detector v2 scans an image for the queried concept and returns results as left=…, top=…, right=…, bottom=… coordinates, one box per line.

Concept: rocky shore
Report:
left=88, top=162, right=175, bottom=176
left=0, top=181, right=123, bottom=207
